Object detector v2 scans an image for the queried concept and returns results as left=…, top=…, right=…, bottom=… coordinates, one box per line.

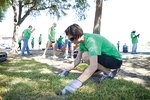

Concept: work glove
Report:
left=62, top=79, right=82, bottom=95
left=58, top=69, right=69, bottom=77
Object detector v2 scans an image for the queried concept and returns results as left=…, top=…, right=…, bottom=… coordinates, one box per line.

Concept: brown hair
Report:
left=65, top=24, right=83, bottom=39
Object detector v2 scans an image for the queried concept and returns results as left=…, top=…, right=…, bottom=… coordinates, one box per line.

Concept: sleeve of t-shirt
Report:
left=131, top=33, right=136, bottom=38
left=86, top=37, right=102, bottom=56
left=27, top=29, right=31, bottom=34
left=79, top=43, right=88, bottom=51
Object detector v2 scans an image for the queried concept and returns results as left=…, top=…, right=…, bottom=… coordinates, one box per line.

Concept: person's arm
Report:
left=59, top=51, right=83, bottom=77
left=48, top=28, right=54, bottom=40
left=21, top=33, right=23, bottom=39
left=77, top=55, right=98, bottom=83
left=62, top=55, right=98, bottom=95
left=67, top=51, right=83, bottom=71
left=30, top=28, right=35, bottom=34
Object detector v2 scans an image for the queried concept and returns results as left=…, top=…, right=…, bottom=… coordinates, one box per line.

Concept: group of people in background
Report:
left=19, top=23, right=140, bottom=59
left=117, top=30, right=140, bottom=54
left=19, top=23, right=74, bottom=60
left=19, top=34, right=42, bottom=50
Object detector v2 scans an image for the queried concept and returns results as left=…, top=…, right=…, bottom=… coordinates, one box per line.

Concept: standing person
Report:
left=123, top=43, right=128, bottom=53
left=38, top=34, right=42, bottom=50
left=31, top=37, right=34, bottom=49
left=59, top=24, right=122, bottom=95
left=64, top=35, right=74, bottom=59
left=117, top=41, right=120, bottom=52
left=42, top=23, right=57, bottom=58
left=21, top=25, right=35, bottom=56
left=18, top=38, right=22, bottom=50
left=56, top=35, right=64, bottom=51
left=130, top=30, right=140, bottom=54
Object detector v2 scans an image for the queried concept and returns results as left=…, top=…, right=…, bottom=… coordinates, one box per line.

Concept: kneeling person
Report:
left=59, top=24, right=122, bottom=95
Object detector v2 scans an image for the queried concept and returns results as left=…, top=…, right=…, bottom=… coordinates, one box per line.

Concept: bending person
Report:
left=59, top=24, right=122, bottom=95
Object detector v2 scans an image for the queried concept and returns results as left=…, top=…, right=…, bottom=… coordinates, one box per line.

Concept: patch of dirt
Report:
left=4, top=49, right=150, bottom=89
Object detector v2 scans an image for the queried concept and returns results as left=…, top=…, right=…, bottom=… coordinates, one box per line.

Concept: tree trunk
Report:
left=11, top=25, right=20, bottom=54
left=11, top=0, right=19, bottom=54
left=93, top=0, right=103, bottom=34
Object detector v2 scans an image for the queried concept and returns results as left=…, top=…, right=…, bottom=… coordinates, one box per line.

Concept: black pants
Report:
left=98, top=54, right=122, bottom=69
left=18, top=43, right=21, bottom=50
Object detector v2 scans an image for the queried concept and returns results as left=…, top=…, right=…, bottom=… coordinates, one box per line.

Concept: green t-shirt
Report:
left=58, top=37, right=63, bottom=43
left=48, top=27, right=56, bottom=42
left=131, top=33, right=138, bottom=44
left=39, top=36, right=42, bottom=42
left=31, top=38, right=34, bottom=44
left=18, top=39, right=21, bottom=43
left=23, top=29, right=31, bottom=39
left=79, top=33, right=122, bottom=60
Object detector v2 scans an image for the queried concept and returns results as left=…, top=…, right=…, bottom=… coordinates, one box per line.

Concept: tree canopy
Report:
left=10, top=0, right=90, bottom=26
left=0, top=0, right=10, bottom=22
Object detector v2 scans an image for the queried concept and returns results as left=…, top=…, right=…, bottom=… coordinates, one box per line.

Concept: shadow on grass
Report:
left=1, top=57, right=150, bottom=100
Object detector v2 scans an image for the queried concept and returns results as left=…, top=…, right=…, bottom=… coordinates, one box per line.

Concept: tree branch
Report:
left=18, top=0, right=37, bottom=25
left=11, top=0, right=17, bottom=23
left=18, top=0, right=22, bottom=24
left=31, top=7, right=51, bottom=11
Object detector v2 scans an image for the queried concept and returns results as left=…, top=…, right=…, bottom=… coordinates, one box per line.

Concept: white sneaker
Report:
left=42, top=54, right=46, bottom=58
left=64, top=56, right=68, bottom=59
left=71, top=56, right=74, bottom=59
left=52, top=56, right=58, bottom=59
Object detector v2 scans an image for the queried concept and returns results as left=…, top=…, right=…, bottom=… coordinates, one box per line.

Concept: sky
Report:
left=0, top=0, right=150, bottom=49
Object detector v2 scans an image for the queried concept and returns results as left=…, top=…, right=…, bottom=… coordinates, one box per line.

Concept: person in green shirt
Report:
left=21, top=25, right=35, bottom=56
left=56, top=35, right=64, bottom=51
left=42, top=23, right=57, bottom=58
left=59, top=24, right=122, bottom=95
left=31, top=37, right=34, bottom=49
left=117, top=41, right=120, bottom=52
left=130, top=30, right=140, bottom=54
left=18, top=38, right=21, bottom=50
left=38, top=34, right=42, bottom=49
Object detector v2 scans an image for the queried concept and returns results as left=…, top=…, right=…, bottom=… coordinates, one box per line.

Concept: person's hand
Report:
left=62, top=79, right=82, bottom=95
left=58, top=69, right=69, bottom=77
left=137, top=34, right=140, bottom=37
left=32, top=28, right=35, bottom=31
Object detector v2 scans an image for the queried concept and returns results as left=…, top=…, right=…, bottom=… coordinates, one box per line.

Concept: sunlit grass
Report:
left=0, top=58, right=150, bottom=100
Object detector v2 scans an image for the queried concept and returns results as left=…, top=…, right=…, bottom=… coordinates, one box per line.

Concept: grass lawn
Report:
left=0, top=58, right=150, bottom=100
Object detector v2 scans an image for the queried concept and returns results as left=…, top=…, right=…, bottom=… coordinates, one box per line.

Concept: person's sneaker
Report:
left=71, top=56, right=74, bottom=59
left=52, top=56, right=58, bottom=59
left=58, top=69, right=69, bottom=77
left=64, top=56, right=68, bottom=59
left=108, top=68, right=120, bottom=79
left=99, top=73, right=110, bottom=82
left=28, top=53, right=32, bottom=55
left=20, top=54, right=25, bottom=56
left=42, top=54, right=46, bottom=58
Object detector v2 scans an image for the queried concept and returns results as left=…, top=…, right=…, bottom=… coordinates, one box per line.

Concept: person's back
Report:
left=123, top=43, right=128, bottom=53
left=79, top=33, right=122, bottom=60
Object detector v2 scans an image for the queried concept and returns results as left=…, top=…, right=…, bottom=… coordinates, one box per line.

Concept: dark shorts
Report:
left=51, top=41, right=55, bottom=43
left=39, top=42, right=41, bottom=45
left=98, top=54, right=122, bottom=69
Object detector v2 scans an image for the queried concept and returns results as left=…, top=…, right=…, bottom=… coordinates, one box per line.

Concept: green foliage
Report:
left=0, top=0, right=10, bottom=22
left=12, top=0, right=90, bottom=21
left=73, top=0, right=90, bottom=20
left=1, top=58, right=150, bottom=100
